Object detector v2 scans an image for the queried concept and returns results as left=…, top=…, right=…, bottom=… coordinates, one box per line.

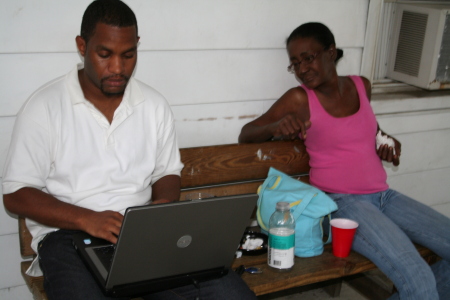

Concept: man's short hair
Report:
left=80, top=0, right=138, bottom=44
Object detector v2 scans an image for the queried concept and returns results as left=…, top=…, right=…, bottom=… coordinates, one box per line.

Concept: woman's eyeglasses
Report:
left=287, top=50, right=322, bottom=74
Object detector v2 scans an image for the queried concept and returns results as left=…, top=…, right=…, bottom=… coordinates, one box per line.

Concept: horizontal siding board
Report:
left=0, top=183, right=19, bottom=236
left=387, top=167, right=450, bottom=208
left=0, top=117, right=15, bottom=174
left=0, top=285, right=32, bottom=300
left=0, top=54, right=78, bottom=117
left=0, top=234, right=26, bottom=290
left=1, top=0, right=367, bottom=53
left=431, top=202, right=450, bottom=218
left=137, top=49, right=299, bottom=106
left=372, top=91, right=450, bottom=115
left=134, top=0, right=368, bottom=51
left=0, top=48, right=361, bottom=117
left=383, top=130, right=450, bottom=177
left=377, top=109, right=450, bottom=135
left=0, top=0, right=86, bottom=53
left=172, top=101, right=271, bottom=148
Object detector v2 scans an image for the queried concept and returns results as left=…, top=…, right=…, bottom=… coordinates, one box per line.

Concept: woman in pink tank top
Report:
left=239, top=23, right=450, bottom=300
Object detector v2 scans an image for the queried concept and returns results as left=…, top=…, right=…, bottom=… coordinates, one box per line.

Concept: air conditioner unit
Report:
left=387, top=3, right=450, bottom=90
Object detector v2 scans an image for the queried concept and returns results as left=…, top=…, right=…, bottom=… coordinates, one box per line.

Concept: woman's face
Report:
left=287, top=37, right=336, bottom=89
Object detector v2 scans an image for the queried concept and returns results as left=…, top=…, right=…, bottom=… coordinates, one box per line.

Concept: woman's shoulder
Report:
left=280, top=86, right=308, bottom=104
left=264, top=86, right=309, bottom=116
left=269, top=86, right=309, bottom=117
left=345, top=75, right=370, bottom=85
left=346, top=75, right=372, bottom=99
left=358, top=76, right=372, bottom=99
left=357, top=76, right=371, bottom=91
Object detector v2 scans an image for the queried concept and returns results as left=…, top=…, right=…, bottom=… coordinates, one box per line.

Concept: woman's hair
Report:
left=286, top=22, right=343, bottom=63
left=80, top=0, right=138, bottom=44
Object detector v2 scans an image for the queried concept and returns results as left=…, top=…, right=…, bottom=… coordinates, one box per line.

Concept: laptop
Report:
left=72, top=194, right=258, bottom=298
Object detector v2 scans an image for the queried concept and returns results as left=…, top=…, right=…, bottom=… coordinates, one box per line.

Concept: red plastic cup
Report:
left=330, top=218, right=359, bottom=258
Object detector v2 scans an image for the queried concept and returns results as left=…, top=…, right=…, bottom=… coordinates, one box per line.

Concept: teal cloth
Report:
left=257, top=167, right=338, bottom=257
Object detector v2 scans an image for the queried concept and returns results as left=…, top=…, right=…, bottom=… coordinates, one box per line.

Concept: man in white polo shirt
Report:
left=2, top=1, right=256, bottom=299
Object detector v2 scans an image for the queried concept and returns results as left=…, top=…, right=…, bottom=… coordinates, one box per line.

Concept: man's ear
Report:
left=75, top=36, right=86, bottom=57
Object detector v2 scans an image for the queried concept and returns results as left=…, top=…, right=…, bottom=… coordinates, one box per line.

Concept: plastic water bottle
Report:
left=268, top=201, right=295, bottom=271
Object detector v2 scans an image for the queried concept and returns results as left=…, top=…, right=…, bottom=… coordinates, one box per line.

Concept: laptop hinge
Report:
left=108, top=267, right=228, bottom=298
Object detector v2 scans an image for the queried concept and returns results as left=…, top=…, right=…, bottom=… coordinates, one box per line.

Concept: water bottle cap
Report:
left=276, top=201, right=290, bottom=211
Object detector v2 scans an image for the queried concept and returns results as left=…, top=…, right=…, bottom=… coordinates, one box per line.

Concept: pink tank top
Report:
left=301, top=76, right=388, bottom=194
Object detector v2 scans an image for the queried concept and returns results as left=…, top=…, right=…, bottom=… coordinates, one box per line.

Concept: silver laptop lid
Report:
left=106, top=194, right=257, bottom=289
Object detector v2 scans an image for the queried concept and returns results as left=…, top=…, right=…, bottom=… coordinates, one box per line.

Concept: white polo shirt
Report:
left=2, top=64, right=183, bottom=275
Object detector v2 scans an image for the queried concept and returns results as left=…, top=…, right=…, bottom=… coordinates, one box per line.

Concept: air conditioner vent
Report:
left=387, top=3, right=450, bottom=90
left=393, top=11, right=428, bottom=77
left=436, top=14, right=450, bottom=82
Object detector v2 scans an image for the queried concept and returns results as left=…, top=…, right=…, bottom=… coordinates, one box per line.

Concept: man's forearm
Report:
left=4, top=187, right=124, bottom=243
left=3, top=187, right=94, bottom=231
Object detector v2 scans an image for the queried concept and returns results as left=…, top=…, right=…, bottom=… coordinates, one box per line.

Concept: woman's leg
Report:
left=430, top=259, right=450, bottom=300
left=380, top=189, right=450, bottom=300
left=329, top=193, right=439, bottom=300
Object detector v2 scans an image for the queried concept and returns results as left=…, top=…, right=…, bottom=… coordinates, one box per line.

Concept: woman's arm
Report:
left=361, top=76, right=401, bottom=166
left=239, top=87, right=310, bottom=143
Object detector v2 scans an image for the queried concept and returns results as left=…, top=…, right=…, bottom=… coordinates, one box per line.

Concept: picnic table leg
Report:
left=323, top=278, right=342, bottom=297
left=344, top=271, right=394, bottom=300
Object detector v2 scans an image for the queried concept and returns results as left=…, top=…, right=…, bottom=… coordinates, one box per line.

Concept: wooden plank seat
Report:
left=231, top=243, right=436, bottom=297
left=19, top=243, right=437, bottom=299
left=17, top=140, right=439, bottom=299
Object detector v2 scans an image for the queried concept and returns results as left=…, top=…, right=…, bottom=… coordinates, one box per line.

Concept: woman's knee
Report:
left=394, top=264, right=438, bottom=300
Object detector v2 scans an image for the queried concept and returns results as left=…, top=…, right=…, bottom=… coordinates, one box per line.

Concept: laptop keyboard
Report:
left=93, top=245, right=115, bottom=270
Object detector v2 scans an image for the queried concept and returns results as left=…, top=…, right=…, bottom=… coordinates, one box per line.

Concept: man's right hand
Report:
left=81, top=210, right=124, bottom=244
left=271, top=114, right=311, bottom=140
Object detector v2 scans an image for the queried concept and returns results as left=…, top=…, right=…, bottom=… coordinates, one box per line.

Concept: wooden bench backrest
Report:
left=179, top=140, right=309, bottom=198
left=19, top=140, right=310, bottom=257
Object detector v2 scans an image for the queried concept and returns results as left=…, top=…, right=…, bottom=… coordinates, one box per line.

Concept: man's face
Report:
left=76, top=22, right=139, bottom=96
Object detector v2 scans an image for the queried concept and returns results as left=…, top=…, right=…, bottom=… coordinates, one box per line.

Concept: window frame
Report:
left=361, top=0, right=450, bottom=93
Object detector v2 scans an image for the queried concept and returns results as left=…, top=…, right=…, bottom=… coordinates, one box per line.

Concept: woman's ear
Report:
left=328, top=44, right=337, bottom=61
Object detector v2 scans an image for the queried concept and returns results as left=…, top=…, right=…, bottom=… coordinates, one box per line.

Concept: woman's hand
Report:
left=377, top=136, right=401, bottom=166
left=271, top=114, right=311, bottom=140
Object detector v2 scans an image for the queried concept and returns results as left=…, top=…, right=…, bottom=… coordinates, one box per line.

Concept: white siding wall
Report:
left=1, top=0, right=449, bottom=298
left=373, top=94, right=450, bottom=216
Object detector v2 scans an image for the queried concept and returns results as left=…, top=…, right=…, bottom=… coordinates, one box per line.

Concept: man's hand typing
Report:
left=81, top=210, right=124, bottom=244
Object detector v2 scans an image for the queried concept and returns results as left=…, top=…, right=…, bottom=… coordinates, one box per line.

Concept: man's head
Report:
left=76, top=0, right=139, bottom=98
left=80, top=0, right=137, bottom=45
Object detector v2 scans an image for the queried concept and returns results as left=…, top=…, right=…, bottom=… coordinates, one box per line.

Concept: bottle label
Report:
left=268, top=231, right=295, bottom=269
left=269, top=233, right=294, bottom=250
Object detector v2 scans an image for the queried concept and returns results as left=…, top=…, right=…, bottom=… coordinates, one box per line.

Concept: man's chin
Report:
left=100, top=85, right=126, bottom=97
left=102, top=90, right=125, bottom=97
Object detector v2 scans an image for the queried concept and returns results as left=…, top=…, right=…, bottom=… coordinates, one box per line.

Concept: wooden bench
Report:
left=18, top=140, right=438, bottom=299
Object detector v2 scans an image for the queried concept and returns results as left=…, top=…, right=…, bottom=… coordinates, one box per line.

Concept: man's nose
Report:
left=109, top=55, right=124, bottom=74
